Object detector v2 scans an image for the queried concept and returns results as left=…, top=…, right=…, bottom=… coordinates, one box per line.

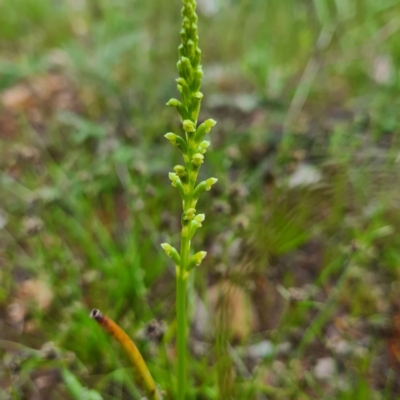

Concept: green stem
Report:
left=176, top=235, right=189, bottom=400
left=176, top=136, right=197, bottom=400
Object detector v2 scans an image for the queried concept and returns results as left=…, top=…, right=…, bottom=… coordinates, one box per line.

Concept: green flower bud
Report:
left=181, top=57, right=192, bottom=78
left=194, top=213, right=205, bottom=227
left=191, top=153, right=204, bottom=166
left=184, top=3, right=194, bottom=15
left=183, top=208, right=196, bottom=221
left=192, top=67, right=203, bottom=92
left=180, top=29, right=187, bottom=44
left=164, top=133, right=188, bottom=153
left=192, top=48, right=201, bottom=68
left=161, top=243, right=181, bottom=265
left=167, top=98, right=188, bottom=119
left=161, top=242, right=171, bottom=253
left=187, top=39, right=195, bottom=55
left=182, top=119, right=196, bottom=133
left=181, top=55, right=191, bottom=67
left=169, top=172, right=186, bottom=197
left=191, top=23, right=198, bottom=33
left=178, top=43, right=185, bottom=58
left=196, top=250, right=207, bottom=264
left=165, top=132, right=178, bottom=144
left=168, top=172, right=178, bottom=181
left=176, top=77, right=188, bottom=87
left=187, top=251, right=207, bottom=271
left=174, top=165, right=187, bottom=178
left=198, top=140, right=210, bottom=154
left=177, top=60, right=184, bottom=75
left=204, top=119, right=217, bottom=133
left=205, top=177, right=218, bottom=191
left=193, top=118, right=215, bottom=142
left=166, top=98, right=180, bottom=107
left=183, top=17, right=191, bottom=30
left=191, top=92, right=203, bottom=120
left=169, top=172, right=179, bottom=187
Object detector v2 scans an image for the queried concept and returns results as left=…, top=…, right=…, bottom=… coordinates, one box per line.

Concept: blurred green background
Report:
left=1, top=0, right=400, bottom=398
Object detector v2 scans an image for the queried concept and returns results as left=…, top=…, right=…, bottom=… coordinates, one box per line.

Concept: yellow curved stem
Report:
left=90, top=309, right=163, bottom=400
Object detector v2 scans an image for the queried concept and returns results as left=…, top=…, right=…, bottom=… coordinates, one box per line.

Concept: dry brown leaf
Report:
left=1, top=74, right=72, bottom=111
left=1, top=84, right=33, bottom=110
left=6, top=302, right=25, bottom=332
left=0, top=73, right=79, bottom=138
left=17, top=278, right=54, bottom=311
left=6, top=278, right=53, bottom=332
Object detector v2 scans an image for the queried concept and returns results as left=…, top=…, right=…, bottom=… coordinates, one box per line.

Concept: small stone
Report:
left=197, top=0, right=219, bottom=16
left=22, top=217, right=44, bottom=235
left=314, top=357, right=335, bottom=380
left=288, top=164, right=322, bottom=188
left=247, top=341, right=274, bottom=360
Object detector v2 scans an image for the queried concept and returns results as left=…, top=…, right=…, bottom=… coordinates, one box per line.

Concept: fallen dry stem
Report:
left=90, top=309, right=163, bottom=400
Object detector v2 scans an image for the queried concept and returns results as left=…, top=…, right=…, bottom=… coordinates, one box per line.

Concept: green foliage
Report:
left=62, top=368, right=103, bottom=400
left=2, top=0, right=400, bottom=399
